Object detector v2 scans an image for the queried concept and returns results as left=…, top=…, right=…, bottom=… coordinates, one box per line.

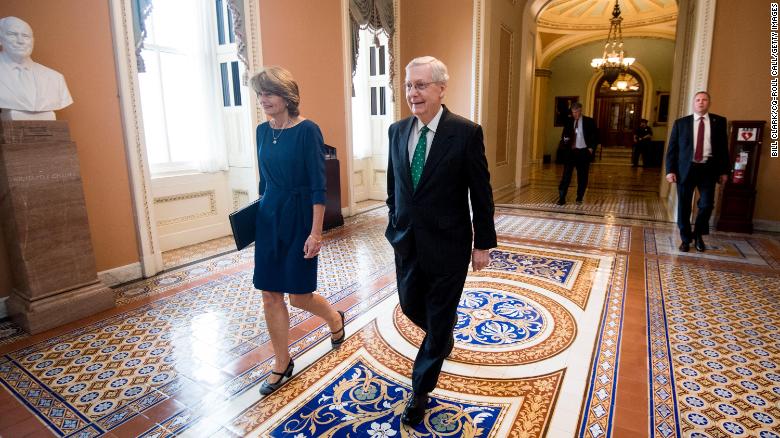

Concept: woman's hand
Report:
left=303, top=234, right=323, bottom=259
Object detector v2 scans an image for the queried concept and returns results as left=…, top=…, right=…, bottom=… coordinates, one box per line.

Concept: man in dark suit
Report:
left=665, top=91, right=730, bottom=252
left=385, top=56, right=497, bottom=427
left=557, top=102, right=599, bottom=205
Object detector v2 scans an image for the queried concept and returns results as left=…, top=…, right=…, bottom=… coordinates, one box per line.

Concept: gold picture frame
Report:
left=554, top=96, right=578, bottom=127
left=654, top=91, right=670, bottom=126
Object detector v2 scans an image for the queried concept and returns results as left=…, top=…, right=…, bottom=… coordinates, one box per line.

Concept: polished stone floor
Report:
left=1, top=163, right=779, bottom=438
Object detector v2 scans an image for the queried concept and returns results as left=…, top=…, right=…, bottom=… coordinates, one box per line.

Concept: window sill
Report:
left=150, top=162, right=207, bottom=179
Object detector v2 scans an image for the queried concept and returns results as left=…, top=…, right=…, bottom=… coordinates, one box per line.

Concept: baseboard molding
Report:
left=0, top=264, right=141, bottom=318
left=0, top=296, right=7, bottom=319
left=98, top=262, right=143, bottom=287
left=754, top=219, right=780, bottom=233
left=158, top=222, right=232, bottom=252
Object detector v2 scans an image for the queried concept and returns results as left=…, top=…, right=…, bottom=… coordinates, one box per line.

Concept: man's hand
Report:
left=666, top=173, right=677, bottom=183
left=718, top=174, right=728, bottom=184
left=471, top=249, right=490, bottom=272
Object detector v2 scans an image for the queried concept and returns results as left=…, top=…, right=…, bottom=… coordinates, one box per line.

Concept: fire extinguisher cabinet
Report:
left=716, top=120, right=765, bottom=233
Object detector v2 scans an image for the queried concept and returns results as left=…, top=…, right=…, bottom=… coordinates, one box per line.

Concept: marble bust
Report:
left=0, top=16, right=73, bottom=121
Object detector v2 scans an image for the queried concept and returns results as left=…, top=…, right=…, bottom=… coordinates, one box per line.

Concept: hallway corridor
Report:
left=1, top=198, right=779, bottom=437
left=495, top=160, right=668, bottom=222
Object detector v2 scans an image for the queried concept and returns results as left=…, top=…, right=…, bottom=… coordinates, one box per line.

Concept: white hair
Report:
left=406, top=56, right=449, bottom=83
left=0, top=16, right=32, bottom=36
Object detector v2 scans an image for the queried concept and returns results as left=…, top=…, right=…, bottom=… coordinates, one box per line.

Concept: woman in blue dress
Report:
left=249, top=67, right=345, bottom=395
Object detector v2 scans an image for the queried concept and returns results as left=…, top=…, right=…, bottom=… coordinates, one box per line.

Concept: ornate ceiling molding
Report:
left=538, top=28, right=676, bottom=68
left=538, top=13, right=678, bottom=31
left=538, top=0, right=678, bottom=31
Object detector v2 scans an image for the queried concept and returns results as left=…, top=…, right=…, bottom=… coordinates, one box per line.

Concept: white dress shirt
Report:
left=0, top=51, right=73, bottom=112
left=408, top=105, right=444, bottom=165
left=573, top=117, right=587, bottom=149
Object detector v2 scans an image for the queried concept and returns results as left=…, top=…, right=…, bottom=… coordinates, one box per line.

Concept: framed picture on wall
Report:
left=554, top=96, right=578, bottom=127
left=655, top=92, right=670, bottom=125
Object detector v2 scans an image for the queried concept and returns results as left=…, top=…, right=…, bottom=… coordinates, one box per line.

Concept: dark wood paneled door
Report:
left=595, top=95, right=642, bottom=147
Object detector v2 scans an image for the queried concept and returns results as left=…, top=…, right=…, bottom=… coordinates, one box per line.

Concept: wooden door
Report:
left=594, top=71, right=644, bottom=148
left=596, top=96, right=642, bottom=147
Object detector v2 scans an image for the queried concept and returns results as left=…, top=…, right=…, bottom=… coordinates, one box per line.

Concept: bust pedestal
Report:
left=0, top=121, right=114, bottom=334
left=0, top=109, right=56, bottom=121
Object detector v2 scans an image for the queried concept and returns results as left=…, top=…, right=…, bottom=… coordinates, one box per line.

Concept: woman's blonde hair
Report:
left=250, top=66, right=301, bottom=117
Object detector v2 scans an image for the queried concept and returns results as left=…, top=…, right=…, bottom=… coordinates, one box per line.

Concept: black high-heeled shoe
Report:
left=259, top=359, right=294, bottom=396
left=331, top=310, right=346, bottom=349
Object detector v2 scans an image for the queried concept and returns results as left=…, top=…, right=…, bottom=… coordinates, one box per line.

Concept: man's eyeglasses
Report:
left=404, top=81, right=439, bottom=92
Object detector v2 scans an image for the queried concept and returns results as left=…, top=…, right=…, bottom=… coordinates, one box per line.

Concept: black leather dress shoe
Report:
left=695, top=236, right=706, bottom=252
left=556, top=198, right=565, bottom=206
left=678, top=241, right=690, bottom=252
left=401, top=392, right=428, bottom=426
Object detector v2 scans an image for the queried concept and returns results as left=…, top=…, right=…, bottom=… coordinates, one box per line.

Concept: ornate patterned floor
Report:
left=161, top=237, right=237, bottom=271
left=494, top=162, right=669, bottom=222
left=1, top=202, right=779, bottom=437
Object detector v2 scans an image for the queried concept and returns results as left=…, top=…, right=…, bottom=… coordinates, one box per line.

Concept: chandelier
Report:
left=590, top=0, right=635, bottom=85
left=610, top=80, right=639, bottom=91
left=603, top=72, right=640, bottom=92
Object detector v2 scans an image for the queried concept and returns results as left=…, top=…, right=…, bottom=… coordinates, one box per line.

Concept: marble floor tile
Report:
left=1, top=169, right=779, bottom=437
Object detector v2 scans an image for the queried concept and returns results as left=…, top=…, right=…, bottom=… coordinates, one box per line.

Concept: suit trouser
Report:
left=558, top=148, right=591, bottom=201
left=632, top=141, right=648, bottom=166
left=676, top=162, right=716, bottom=243
left=395, top=248, right=468, bottom=395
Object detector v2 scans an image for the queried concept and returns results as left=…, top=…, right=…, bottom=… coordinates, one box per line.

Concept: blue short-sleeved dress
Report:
left=253, top=119, right=326, bottom=294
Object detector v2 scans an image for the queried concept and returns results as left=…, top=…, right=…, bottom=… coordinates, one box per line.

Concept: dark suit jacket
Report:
left=385, top=106, right=497, bottom=275
left=665, top=113, right=729, bottom=183
left=560, top=115, right=599, bottom=153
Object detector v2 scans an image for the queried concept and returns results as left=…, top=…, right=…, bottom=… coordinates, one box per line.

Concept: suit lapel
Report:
left=415, top=107, right=454, bottom=193
left=684, top=114, right=694, bottom=152
left=400, top=117, right=416, bottom=192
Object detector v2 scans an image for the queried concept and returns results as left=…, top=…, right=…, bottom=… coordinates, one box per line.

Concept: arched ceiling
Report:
left=535, top=0, right=678, bottom=67
left=538, top=0, right=678, bottom=31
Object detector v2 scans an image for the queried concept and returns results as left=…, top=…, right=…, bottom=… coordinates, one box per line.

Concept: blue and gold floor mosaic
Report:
left=647, top=260, right=780, bottom=438
left=4, top=204, right=780, bottom=437
left=180, top=241, right=617, bottom=437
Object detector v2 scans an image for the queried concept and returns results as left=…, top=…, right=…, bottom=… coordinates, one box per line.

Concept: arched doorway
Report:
left=594, top=71, right=643, bottom=148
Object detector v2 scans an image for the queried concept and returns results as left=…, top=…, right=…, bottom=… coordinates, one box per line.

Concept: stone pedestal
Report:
left=0, top=121, right=114, bottom=334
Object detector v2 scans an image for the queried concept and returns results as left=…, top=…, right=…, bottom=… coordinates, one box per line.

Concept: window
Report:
left=378, top=45, right=386, bottom=75
left=138, top=0, right=228, bottom=174
left=215, top=0, right=235, bottom=45
left=216, top=0, right=241, bottom=108
left=379, top=86, right=386, bottom=116
left=370, top=86, right=378, bottom=115
left=367, top=44, right=388, bottom=116
left=219, top=61, right=242, bottom=107
left=351, top=28, right=393, bottom=159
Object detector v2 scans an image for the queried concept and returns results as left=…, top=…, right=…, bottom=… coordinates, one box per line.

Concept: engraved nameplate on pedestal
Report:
left=0, top=120, right=70, bottom=144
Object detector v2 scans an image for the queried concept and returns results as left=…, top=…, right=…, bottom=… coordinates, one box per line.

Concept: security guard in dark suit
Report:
left=665, top=91, right=730, bottom=252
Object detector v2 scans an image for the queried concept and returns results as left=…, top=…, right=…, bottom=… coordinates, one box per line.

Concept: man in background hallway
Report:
left=665, top=91, right=729, bottom=252
left=632, top=118, right=652, bottom=167
left=557, top=102, right=599, bottom=205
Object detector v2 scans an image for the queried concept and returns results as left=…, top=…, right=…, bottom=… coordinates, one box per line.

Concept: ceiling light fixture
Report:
left=590, top=0, right=635, bottom=85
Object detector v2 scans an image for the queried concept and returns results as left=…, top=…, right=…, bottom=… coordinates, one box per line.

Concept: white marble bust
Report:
left=0, top=16, right=73, bottom=121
